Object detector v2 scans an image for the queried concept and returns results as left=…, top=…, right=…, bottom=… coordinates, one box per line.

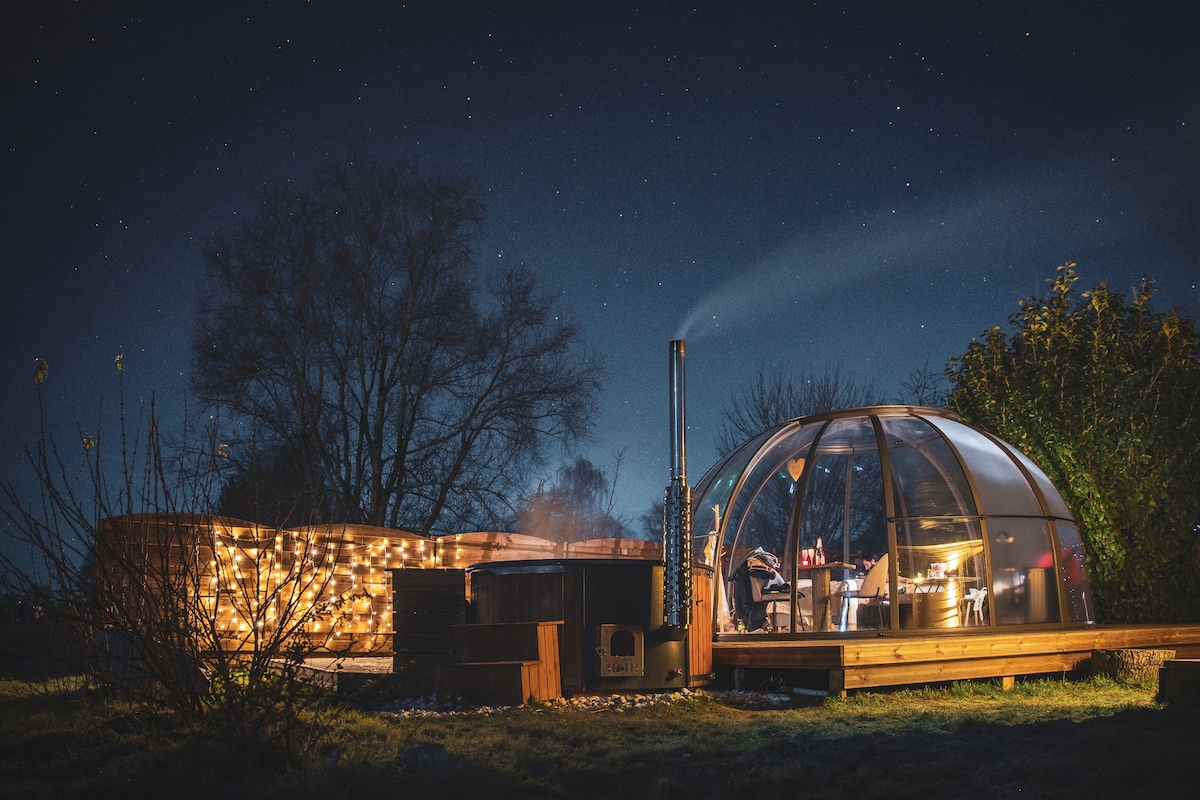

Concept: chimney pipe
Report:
left=663, top=340, right=692, bottom=637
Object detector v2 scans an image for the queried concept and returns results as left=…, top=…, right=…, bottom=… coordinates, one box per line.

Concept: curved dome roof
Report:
left=691, top=406, right=1093, bottom=634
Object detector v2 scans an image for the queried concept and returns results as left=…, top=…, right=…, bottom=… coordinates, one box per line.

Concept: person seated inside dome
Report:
left=729, top=547, right=792, bottom=631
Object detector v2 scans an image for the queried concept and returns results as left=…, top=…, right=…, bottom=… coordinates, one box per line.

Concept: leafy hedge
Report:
left=947, top=264, right=1200, bottom=623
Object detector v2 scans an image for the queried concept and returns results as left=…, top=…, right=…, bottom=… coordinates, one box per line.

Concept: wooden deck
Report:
left=712, top=624, right=1200, bottom=695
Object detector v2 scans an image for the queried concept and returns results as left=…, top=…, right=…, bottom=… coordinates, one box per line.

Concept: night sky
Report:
left=2, top=1, right=1197, bottom=530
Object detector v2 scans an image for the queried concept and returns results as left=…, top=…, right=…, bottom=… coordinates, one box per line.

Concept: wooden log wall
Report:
left=98, top=515, right=682, bottom=662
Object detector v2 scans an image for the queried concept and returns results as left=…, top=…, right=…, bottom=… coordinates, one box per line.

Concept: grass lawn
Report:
left=1, top=667, right=1196, bottom=800
left=2, top=622, right=1196, bottom=799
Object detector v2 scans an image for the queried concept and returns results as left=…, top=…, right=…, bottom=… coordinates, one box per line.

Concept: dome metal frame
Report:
left=693, top=405, right=1094, bottom=636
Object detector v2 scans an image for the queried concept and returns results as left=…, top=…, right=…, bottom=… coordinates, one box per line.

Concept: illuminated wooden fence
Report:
left=97, top=515, right=662, bottom=656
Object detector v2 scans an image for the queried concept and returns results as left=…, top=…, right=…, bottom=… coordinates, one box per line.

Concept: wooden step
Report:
left=453, top=620, right=563, bottom=663
left=436, top=660, right=560, bottom=705
left=435, top=620, right=564, bottom=705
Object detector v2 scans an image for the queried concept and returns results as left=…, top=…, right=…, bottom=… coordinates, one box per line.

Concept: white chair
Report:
left=847, top=555, right=889, bottom=629
left=858, top=554, right=889, bottom=597
left=963, top=587, right=987, bottom=625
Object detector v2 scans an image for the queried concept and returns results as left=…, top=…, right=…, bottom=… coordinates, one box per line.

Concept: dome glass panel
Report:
left=693, top=406, right=1095, bottom=636
left=923, top=415, right=1042, bottom=517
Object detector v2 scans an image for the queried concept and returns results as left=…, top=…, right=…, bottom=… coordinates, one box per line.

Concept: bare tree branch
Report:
left=716, top=362, right=879, bottom=455
left=192, top=159, right=604, bottom=534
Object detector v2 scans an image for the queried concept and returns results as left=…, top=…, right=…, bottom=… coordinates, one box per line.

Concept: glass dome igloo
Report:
left=691, top=406, right=1094, bottom=635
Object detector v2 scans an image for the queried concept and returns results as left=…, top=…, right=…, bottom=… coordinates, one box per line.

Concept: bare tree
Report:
left=514, top=455, right=630, bottom=542
left=716, top=362, right=879, bottom=455
left=215, top=435, right=336, bottom=529
left=192, top=159, right=603, bottom=535
left=899, top=359, right=948, bottom=407
left=639, top=498, right=665, bottom=541
left=712, top=363, right=886, bottom=583
left=0, top=361, right=347, bottom=747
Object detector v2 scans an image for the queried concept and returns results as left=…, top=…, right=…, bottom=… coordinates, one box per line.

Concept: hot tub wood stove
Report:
left=465, top=341, right=713, bottom=692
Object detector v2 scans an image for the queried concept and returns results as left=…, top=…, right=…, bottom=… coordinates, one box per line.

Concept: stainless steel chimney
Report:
left=663, top=340, right=692, bottom=636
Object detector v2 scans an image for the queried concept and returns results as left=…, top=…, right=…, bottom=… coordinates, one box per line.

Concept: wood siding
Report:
left=391, top=568, right=467, bottom=695
left=689, top=569, right=713, bottom=685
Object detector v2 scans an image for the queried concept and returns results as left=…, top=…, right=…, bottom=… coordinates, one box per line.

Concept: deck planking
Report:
left=712, top=624, right=1200, bottom=694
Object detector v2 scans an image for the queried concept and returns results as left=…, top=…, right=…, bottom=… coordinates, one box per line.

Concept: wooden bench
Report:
left=1158, top=659, right=1200, bottom=704
left=435, top=620, right=563, bottom=705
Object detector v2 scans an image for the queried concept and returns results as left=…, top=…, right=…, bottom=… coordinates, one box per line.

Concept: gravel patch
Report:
left=377, top=687, right=796, bottom=718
